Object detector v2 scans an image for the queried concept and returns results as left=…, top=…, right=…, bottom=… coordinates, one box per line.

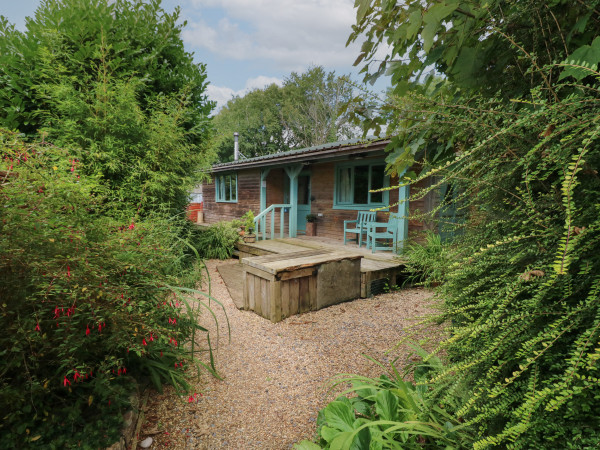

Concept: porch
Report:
left=217, top=236, right=407, bottom=314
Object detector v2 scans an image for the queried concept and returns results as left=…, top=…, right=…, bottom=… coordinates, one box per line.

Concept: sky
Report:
left=1, top=0, right=390, bottom=112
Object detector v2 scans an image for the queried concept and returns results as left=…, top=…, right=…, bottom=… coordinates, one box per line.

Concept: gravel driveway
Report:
left=140, top=259, right=441, bottom=449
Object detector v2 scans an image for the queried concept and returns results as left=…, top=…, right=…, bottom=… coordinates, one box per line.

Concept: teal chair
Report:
left=365, top=215, right=399, bottom=253
left=343, top=211, right=377, bottom=247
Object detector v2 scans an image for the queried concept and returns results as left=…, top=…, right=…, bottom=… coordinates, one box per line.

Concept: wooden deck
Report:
left=234, top=236, right=407, bottom=298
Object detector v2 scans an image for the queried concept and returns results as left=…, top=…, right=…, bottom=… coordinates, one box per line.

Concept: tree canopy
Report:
left=211, top=66, right=359, bottom=162
left=0, top=0, right=215, bottom=215
left=0, top=2, right=218, bottom=447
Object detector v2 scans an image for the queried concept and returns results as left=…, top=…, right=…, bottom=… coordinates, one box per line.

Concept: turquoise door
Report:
left=285, top=172, right=311, bottom=232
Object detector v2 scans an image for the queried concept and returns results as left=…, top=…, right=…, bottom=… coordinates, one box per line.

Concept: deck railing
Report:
left=254, top=204, right=291, bottom=241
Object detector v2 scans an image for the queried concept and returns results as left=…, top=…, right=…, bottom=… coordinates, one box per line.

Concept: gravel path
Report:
left=141, top=259, right=441, bottom=449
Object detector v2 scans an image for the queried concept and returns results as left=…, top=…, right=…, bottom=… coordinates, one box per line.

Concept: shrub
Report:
left=0, top=130, right=219, bottom=448
left=403, top=231, right=449, bottom=287
left=297, top=349, right=475, bottom=449
left=194, top=221, right=241, bottom=260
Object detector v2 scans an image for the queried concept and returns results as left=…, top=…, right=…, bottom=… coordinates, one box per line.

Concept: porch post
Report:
left=396, top=184, right=410, bottom=252
left=285, top=165, right=303, bottom=238
left=396, top=168, right=410, bottom=253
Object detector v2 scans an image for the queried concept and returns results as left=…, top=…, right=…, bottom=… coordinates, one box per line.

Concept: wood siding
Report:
left=203, top=169, right=261, bottom=223
left=202, top=159, right=436, bottom=242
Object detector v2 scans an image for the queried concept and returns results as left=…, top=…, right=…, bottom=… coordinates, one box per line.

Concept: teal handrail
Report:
left=254, top=204, right=291, bottom=241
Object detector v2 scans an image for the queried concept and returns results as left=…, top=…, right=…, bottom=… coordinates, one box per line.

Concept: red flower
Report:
left=128, top=222, right=135, bottom=230
left=35, top=322, right=41, bottom=332
left=63, top=376, right=71, bottom=387
left=142, top=338, right=147, bottom=346
left=67, top=265, right=70, bottom=277
left=86, top=325, right=90, bottom=336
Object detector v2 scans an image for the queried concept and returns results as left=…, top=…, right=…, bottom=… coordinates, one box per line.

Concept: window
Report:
left=215, top=173, right=237, bottom=202
left=334, top=162, right=388, bottom=209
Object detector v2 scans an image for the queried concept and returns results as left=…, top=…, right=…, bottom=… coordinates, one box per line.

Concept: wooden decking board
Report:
left=244, top=250, right=362, bottom=275
left=235, top=236, right=408, bottom=298
left=241, top=249, right=328, bottom=265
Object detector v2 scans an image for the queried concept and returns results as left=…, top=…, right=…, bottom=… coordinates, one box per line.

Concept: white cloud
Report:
left=182, top=0, right=361, bottom=71
left=207, top=75, right=284, bottom=112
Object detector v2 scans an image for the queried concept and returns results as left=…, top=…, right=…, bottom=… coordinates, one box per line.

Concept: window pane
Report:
left=370, top=165, right=385, bottom=203
left=337, top=167, right=352, bottom=203
left=218, top=176, right=224, bottom=200
left=230, top=175, right=237, bottom=201
left=225, top=175, right=232, bottom=201
left=354, top=165, right=369, bottom=204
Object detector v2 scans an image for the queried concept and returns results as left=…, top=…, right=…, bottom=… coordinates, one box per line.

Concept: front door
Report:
left=285, top=172, right=311, bottom=233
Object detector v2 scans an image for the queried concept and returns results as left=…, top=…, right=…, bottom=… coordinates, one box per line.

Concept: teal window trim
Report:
left=333, top=160, right=389, bottom=210
left=215, top=173, right=238, bottom=203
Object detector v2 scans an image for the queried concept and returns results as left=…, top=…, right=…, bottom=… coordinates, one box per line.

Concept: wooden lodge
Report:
left=201, top=137, right=438, bottom=248
left=200, top=138, right=443, bottom=322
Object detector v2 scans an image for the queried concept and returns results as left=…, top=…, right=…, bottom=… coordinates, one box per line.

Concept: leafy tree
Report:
left=349, top=0, right=598, bottom=99
left=0, top=1, right=220, bottom=447
left=0, top=129, right=219, bottom=448
left=309, top=1, right=600, bottom=448
left=212, top=66, right=358, bottom=162
left=281, top=66, right=358, bottom=148
left=212, top=84, right=287, bottom=162
left=0, top=0, right=215, bottom=216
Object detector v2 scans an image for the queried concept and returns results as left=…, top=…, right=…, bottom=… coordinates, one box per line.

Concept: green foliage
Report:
left=211, top=66, right=358, bottom=162
left=212, top=84, right=288, bottom=162
left=0, top=0, right=215, bottom=216
left=0, top=130, right=221, bottom=448
left=327, top=1, right=600, bottom=448
left=194, top=222, right=241, bottom=260
left=414, top=86, right=600, bottom=448
left=301, top=351, right=474, bottom=449
left=349, top=0, right=598, bottom=99
left=403, top=231, right=449, bottom=287
left=346, top=0, right=600, bottom=173
left=242, top=210, right=256, bottom=234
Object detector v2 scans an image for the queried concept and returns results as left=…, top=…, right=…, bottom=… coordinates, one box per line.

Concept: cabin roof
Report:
left=211, top=137, right=390, bottom=173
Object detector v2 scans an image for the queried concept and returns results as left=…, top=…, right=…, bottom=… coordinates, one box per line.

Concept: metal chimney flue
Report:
left=233, top=132, right=239, bottom=161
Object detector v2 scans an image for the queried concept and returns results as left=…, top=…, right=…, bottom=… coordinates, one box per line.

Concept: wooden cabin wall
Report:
left=202, top=161, right=436, bottom=242
left=202, top=169, right=261, bottom=223
left=307, top=161, right=430, bottom=241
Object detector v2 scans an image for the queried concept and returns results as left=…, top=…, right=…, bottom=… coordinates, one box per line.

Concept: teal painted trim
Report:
left=215, top=172, right=238, bottom=203
left=333, top=159, right=389, bottom=209
left=397, top=184, right=410, bottom=252
left=395, top=166, right=409, bottom=253
left=284, top=165, right=303, bottom=238
left=332, top=204, right=389, bottom=211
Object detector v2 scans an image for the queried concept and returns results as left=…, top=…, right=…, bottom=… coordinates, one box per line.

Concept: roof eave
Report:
left=210, top=139, right=391, bottom=173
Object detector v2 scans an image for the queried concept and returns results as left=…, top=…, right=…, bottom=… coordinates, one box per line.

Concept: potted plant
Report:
left=241, top=210, right=256, bottom=243
left=306, top=213, right=318, bottom=236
